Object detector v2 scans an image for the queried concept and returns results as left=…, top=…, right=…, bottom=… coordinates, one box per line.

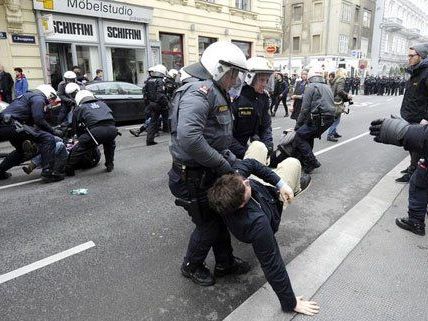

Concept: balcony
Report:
left=381, top=17, right=403, bottom=31
left=400, top=28, right=421, bottom=40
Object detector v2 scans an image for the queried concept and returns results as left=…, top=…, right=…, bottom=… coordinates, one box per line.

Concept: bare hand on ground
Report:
left=294, top=296, right=320, bottom=316
left=279, top=183, right=294, bottom=203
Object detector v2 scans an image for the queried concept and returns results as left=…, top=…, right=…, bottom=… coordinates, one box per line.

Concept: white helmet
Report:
left=149, top=64, right=167, bottom=77
left=63, top=71, right=77, bottom=81
left=65, top=83, right=80, bottom=96
left=75, top=90, right=95, bottom=106
left=307, top=67, right=324, bottom=81
left=168, top=68, right=178, bottom=79
left=244, top=57, right=274, bottom=86
left=200, top=41, right=248, bottom=81
left=179, top=67, right=191, bottom=82
left=36, top=84, right=57, bottom=100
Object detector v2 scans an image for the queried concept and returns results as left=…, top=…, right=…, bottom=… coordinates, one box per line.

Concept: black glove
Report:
left=369, top=117, right=409, bottom=146
left=221, top=149, right=238, bottom=166
left=267, top=145, right=274, bottom=157
left=216, top=161, right=234, bottom=176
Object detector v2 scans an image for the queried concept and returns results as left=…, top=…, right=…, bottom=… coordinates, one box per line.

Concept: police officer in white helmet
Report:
left=57, top=71, right=84, bottom=125
left=168, top=41, right=250, bottom=286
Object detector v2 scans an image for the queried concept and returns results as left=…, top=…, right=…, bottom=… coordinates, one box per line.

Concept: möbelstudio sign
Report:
left=103, top=20, right=145, bottom=46
left=33, top=0, right=153, bottom=23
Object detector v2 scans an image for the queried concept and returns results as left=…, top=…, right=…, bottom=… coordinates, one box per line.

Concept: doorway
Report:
left=47, top=43, right=73, bottom=90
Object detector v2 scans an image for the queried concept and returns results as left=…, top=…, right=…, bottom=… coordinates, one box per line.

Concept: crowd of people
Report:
left=2, top=39, right=428, bottom=317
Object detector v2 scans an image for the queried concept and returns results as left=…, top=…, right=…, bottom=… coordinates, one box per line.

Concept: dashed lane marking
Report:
left=0, top=241, right=95, bottom=285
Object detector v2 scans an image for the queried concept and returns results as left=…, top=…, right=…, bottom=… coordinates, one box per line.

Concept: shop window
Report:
left=235, top=0, right=250, bottom=11
left=292, top=36, right=300, bottom=52
left=232, top=40, right=251, bottom=59
left=312, top=35, right=321, bottom=52
left=293, top=4, right=303, bottom=22
left=199, top=36, right=217, bottom=57
left=160, top=32, right=184, bottom=70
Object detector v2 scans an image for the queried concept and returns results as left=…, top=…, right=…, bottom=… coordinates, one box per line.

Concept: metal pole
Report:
left=145, top=24, right=153, bottom=67
left=325, top=0, right=331, bottom=57
left=35, top=11, right=48, bottom=83
left=97, top=18, right=109, bottom=80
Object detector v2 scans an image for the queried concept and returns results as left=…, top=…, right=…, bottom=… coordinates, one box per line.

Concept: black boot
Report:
left=395, top=173, right=411, bottom=183
left=296, top=173, right=311, bottom=196
left=22, top=161, right=37, bottom=175
left=105, top=163, right=114, bottom=172
left=0, top=171, right=12, bottom=180
left=181, top=262, right=215, bottom=286
left=214, top=257, right=251, bottom=277
left=41, top=170, right=64, bottom=183
left=395, top=217, right=425, bottom=236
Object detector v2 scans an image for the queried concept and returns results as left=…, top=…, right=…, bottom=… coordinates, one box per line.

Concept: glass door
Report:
left=47, top=43, right=72, bottom=90
left=76, top=45, right=100, bottom=82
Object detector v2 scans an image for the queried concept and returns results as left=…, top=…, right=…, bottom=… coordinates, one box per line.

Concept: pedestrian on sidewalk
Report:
left=14, top=67, right=28, bottom=97
left=0, top=65, right=14, bottom=103
left=370, top=116, right=428, bottom=236
left=396, top=43, right=428, bottom=183
left=208, top=157, right=318, bottom=316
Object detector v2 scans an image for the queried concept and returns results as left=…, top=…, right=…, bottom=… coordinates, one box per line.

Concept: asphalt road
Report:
left=0, top=94, right=408, bottom=321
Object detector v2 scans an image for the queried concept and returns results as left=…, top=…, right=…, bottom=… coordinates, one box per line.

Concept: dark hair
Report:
left=208, top=174, right=246, bottom=214
left=14, top=67, right=23, bottom=73
left=96, top=69, right=103, bottom=74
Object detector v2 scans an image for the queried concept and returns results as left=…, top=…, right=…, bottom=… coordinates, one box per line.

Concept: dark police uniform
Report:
left=168, top=79, right=235, bottom=271
left=0, top=91, right=57, bottom=178
left=69, top=98, right=117, bottom=172
left=56, top=80, right=84, bottom=125
left=224, top=158, right=297, bottom=312
left=144, top=76, right=169, bottom=144
left=230, top=84, right=273, bottom=159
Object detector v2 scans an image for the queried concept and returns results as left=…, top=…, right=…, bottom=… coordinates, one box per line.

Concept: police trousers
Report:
left=0, top=123, right=55, bottom=173
left=408, top=161, right=428, bottom=227
left=168, top=166, right=233, bottom=266
left=69, top=125, right=117, bottom=168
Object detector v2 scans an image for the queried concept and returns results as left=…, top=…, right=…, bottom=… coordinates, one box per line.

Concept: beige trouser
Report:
left=244, top=141, right=302, bottom=193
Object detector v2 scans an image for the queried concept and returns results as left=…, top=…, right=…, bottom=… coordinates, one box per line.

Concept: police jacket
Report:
left=169, top=80, right=234, bottom=174
left=223, top=158, right=296, bottom=312
left=402, top=124, right=428, bottom=160
left=296, top=77, right=335, bottom=128
left=400, top=58, right=428, bottom=124
left=57, top=80, right=84, bottom=107
left=230, top=85, right=273, bottom=159
left=72, top=99, right=115, bottom=135
left=2, top=91, right=55, bottom=134
left=144, top=76, right=169, bottom=108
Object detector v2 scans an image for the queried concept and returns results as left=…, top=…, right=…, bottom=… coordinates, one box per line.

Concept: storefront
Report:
left=33, top=0, right=158, bottom=88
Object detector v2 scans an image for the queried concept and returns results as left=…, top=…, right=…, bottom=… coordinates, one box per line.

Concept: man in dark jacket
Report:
left=208, top=158, right=319, bottom=316
left=0, top=65, right=14, bottom=103
left=270, top=73, right=289, bottom=117
left=370, top=117, right=428, bottom=236
left=231, top=57, right=274, bottom=160
left=396, top=43, right=428, bottom=183
left=0, top=85, right=63, bottom=181
left=293, top=68, right=336, bottom=173
left=290, top=70, right=308, bottom=120
left=67, top=90, right=118, bottom=175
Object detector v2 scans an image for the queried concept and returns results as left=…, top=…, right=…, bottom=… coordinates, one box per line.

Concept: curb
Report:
left=224, top=156, right=409, bottom=321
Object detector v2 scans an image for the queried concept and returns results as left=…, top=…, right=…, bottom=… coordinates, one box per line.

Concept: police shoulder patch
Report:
left=218, top=105, right=229, bottom=112
left=198, top=85, right=209, bottom=95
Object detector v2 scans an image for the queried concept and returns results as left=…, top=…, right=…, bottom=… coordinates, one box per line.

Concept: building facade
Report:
left=277, top=0, right=376, bottom=76
left=0, top=0, right=283, bottom=91
left=371, top=0, right=428, bottom=76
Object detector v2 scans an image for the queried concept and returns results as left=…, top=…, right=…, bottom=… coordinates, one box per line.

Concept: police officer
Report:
left=165, top=69, right=180, bottom=100
left=66, top=90, right=117, bottom=175
left=57, top=71, right=84, bottom=125
left=144, top=64, right=169, bottom=145
left=0, top=84, right=63, bottom=182
left=292, top=68, right=336, bottom=173
left=168, top=41, right=250, bottom=286
left=230, top=57, right=274, bottom=160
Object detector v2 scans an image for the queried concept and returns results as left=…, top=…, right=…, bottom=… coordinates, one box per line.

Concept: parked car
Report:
left=85, top=81, right=145, bottom=123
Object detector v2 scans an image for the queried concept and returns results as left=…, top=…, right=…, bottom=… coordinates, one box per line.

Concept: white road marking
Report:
left=315, top=131, right=370, bottom=156
left=0, top=178, right=42, bottom=190
left=370, top=102, right=381, bottom=107
left=0, top=241, right=95, bottom=285
left=272, top=127, right=281, bottom=130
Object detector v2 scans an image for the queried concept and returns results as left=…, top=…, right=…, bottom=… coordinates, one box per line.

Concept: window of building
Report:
left=355, top=5, right=360, bottom=23
left=313, top=1, right=323, bottom=20
left=361, top=37, right=368, bottom=57
left=293, top=4, right=303, bottom=22
left=292, top=36, right=300, bottom=52
left=232, top=40, right=252, bottom=59
left=312, top=34, right=321, bottom=52
left=198, top=36, right=217, bottom=57
left=236, top=0, right=250, bottom=11
left=338, top=34, right=349, bottom=53
left=341, top=2, right=352, bottom=23
left=159, top=32, right=184, bottom=70
left=352, top=37, right=357, bottom=50
left=363, top=10, right=372, bottom=28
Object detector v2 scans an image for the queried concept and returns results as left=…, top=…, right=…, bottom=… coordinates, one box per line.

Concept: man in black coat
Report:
left=208, top=158, right=318, bottom=316
left=396, top=42, right=428, bottom=183
left=0, top=65, right=14, bottom=103
left=370, top=117, right=428, bottom=236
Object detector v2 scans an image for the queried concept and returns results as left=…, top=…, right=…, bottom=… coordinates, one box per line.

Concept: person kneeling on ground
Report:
left=207, top=157, right=318, bottom=316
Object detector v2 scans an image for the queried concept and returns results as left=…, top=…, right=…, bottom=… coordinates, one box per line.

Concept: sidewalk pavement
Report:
left=225, top=156, right=428, bottom=321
